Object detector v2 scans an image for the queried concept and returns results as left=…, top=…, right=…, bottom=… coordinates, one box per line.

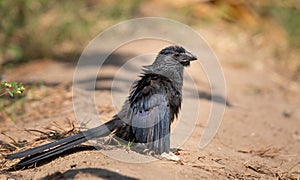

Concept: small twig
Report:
left=52, top=121, right=66, bottom=132
left=284, top=161, right=300, bottom=175
left=1, top=133, right=18, bottom=146
left=25, top=129, right=50, bottom=136
left=238, top=146, right=282, bottom=158
left=244, top=163, right=273, bottom=175
left=0, top=133, right=20, bottom=149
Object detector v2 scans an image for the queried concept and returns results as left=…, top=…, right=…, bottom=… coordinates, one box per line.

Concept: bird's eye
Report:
left=174, top=53, right=180, bottom=57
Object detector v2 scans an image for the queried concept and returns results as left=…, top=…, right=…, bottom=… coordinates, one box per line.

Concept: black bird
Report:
left=6, top=46, right=197, bottom=166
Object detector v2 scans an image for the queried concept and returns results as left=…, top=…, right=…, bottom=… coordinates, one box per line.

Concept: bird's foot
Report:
left=160, top=152, right=180, bottom=161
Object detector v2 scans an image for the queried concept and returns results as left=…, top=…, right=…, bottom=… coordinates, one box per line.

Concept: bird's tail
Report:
left=6, top=118, right=121, bottom=167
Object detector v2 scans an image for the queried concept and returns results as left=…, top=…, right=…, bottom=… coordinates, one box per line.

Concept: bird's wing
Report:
left=129, top=73, right=172, bottom=154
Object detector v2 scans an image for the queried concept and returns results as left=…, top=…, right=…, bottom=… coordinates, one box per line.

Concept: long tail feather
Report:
left=6, top=118, right=121, bottom=166
left=6, top=132, right=85, bottom=160
left=16, top=136, right=88, bottom=167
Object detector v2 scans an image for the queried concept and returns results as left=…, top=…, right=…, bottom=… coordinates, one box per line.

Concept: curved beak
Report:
left=179, top=51, right=197, bottom=67
left=181, top=51, right=197, bottom=62
left=183, top=51, right=197, bottom=61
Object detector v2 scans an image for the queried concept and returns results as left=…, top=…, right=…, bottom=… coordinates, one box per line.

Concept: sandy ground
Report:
left=0, top=25, right=300, bottom=179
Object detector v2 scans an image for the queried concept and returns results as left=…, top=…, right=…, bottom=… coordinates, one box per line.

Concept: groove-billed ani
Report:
left=6, top=46, right=197, bottom=166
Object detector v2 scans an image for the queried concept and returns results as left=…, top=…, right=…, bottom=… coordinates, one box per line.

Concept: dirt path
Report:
left=1, top=25, right=299, bottom=179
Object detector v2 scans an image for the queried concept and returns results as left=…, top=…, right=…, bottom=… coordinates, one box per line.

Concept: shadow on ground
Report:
left=42, top=167, right=138, bottom=180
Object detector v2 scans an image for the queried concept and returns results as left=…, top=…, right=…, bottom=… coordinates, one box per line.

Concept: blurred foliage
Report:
left=0, top=0, right=142, bottom=121
left=1, top=81, right=25, bottom=97
left=0, top=0, right=299, bottom=80
left=0, top=0, right=141, bottom=64
left=256, top=0, right=300, bottom=80
left=187, top=0, right=300, bottom=80
left=256, top=0, right=300, bottom=49
left=0, top=81, right=26, bottom=122
left=273, top=7, right=300, bottom=49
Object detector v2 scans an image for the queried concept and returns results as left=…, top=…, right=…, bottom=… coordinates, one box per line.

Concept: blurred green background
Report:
left=0, top=0, right=299, bottom=81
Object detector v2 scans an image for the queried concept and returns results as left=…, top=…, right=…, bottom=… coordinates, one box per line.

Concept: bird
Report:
left=6, top=45, right=197, bottom=167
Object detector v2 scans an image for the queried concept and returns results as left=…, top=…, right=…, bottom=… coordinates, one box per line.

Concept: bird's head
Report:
left=158, top=46, right=197, bottom=67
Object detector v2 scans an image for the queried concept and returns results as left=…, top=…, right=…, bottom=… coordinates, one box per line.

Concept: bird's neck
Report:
left=144, top=57, right=184, bottom=92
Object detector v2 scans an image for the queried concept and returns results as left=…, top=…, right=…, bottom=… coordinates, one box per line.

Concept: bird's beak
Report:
left=183, top=51, right=197, bottom=61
